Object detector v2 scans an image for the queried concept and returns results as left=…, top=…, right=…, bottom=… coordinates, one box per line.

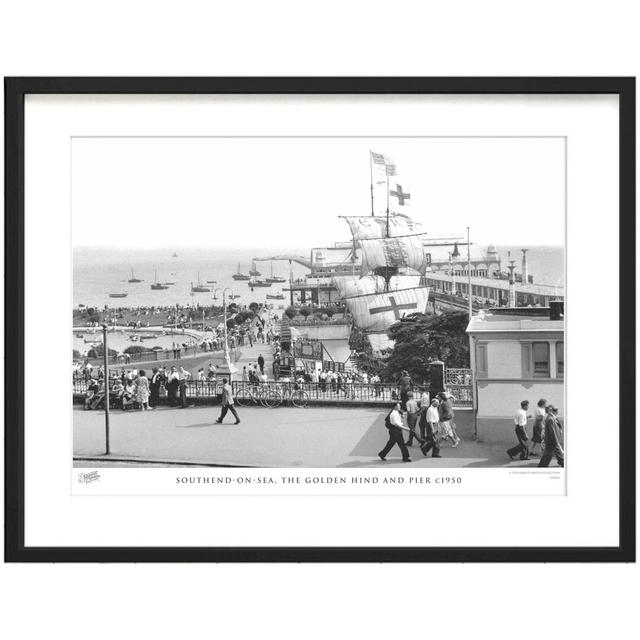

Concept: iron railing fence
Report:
left=73, top=379, right=400, bottom=404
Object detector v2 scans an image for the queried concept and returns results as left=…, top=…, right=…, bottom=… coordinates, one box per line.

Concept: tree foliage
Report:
left=299, top=306, right=312, bottom=319
left=284, top=306, right=297, bottom=320
left=384, top=310, right=470, bottom=383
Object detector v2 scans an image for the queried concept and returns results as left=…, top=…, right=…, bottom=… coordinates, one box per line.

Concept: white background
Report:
left=27, top=94, right=606, bottom=547
left=1, top=2, right=638, bottom=640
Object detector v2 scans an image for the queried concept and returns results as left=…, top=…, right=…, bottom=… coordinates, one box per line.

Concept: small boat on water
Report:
left=151, top=269, right=169, bottom=290
left=229, top=294, right=241, bottom=299
left=109, top=292, right=128, bottom=298
left=139, top=334, right=156, bottom=340
left=232, top=262, right=251, bottom=281
left=266, top=262, right=287, bottom=283
left=172, top=252, right=178, bottom=258
left=206, top=280, right=217, bottom=283
left=266, top=293, right=285, bottom=300
left=191, top=272, right=210, bottom=293
left=248, top=278, right=272, bottom=288
left=128, top=269, right=143, bottom=283
left=249, top=260, right=261, bottom=277
left=164, top=282, right=175, bottom=285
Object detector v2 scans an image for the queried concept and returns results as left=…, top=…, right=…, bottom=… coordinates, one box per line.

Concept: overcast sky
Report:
left=72, top=136, right=565, bottom=249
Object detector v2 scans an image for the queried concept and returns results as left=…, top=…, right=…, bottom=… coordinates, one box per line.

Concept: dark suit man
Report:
left=257, top=354, right=265, bottom=374
left=538, top=405, right=564, bottom=467
left=149, top=367, right=161, bottom=407
left=378, top=403, right=412, bottom=462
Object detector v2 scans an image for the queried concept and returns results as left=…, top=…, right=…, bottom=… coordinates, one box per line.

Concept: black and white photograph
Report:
left=72, top=137, right=566, bottom=473
left=6, top=77, right=632, bottom=562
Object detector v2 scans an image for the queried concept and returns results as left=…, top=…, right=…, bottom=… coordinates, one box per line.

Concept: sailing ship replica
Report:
left=150, top=269, right=169, bottom=290
left=191, top=272, right=210, bottom=293
left=330, top=152, right=430, bottom=351
left=232, top=262, right=250, bottom=281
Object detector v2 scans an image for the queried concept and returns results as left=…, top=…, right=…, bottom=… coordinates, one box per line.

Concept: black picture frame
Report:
left=4, top=77, right=635, bottom=563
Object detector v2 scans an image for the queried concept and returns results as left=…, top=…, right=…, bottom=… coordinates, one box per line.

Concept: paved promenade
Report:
left=74, top=405, right=542, bottom=468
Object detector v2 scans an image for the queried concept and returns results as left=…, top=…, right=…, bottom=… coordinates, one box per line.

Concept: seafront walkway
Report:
left=73, top=405, right=540, bottom=469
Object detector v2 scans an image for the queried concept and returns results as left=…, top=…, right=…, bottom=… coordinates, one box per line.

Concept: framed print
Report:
left=4, top=77, right=635, bottom=562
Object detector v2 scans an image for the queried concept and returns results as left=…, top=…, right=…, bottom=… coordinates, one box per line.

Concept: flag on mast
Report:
left=371, top=151, right=397, bottom=175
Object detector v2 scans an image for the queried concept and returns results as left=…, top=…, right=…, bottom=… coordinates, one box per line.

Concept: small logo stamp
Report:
left=77, top=470, right=101, bottom=484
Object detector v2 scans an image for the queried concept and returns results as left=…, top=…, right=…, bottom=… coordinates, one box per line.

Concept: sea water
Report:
left=73, top=245, right=565, bottom=310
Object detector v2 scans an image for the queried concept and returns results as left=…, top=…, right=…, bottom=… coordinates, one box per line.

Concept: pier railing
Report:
left=73, top=378, right=472, bottom=407
left=73, top=379, right=401, bottom=404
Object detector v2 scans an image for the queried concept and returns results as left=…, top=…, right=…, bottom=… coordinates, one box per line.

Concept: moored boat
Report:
left=128, top=269, right=143, bottom=283
left=266, top=262, right=286, bottom=283
left=232, top=262, right=251, bottom=280
left=247, top=278, right=272, bottom=288
left=109, top=292, right=128, bottom=298
left=151, top=268, right=169, bottom=290
left=191, top=271, right=210, bottom=292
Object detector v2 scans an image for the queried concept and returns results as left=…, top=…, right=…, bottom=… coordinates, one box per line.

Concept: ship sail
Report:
left=341, top=215, right=423, bottom=241
left=343, top=286, right=430, bottom=332
left=359, top=235, right=428, bottom=277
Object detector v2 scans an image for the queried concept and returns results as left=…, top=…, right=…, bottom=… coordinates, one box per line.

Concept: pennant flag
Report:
left=371, top=151, right=386, bottom=165
left=385, top=163, right=397, bottom=176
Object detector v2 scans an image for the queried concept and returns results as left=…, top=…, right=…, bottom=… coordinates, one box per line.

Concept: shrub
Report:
left=123, top=345, right=154, bottom=355
left=284, top=306, right=297, bottom=320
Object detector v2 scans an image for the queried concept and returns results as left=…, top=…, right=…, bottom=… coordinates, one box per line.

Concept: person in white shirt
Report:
left=405, top=392, right=426, bottom=448
left=378, top=403, right=412, bottom=462
left=507, top=400, right=531, bottom=461
left=420, top=398, right=443, bottom=458
left=215, top=378, right=240, bottom=424
left=530, top=398, right=547, bottom=457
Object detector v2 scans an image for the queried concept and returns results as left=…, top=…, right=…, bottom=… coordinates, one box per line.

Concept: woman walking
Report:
left=135, top=369, right=151, bottom=410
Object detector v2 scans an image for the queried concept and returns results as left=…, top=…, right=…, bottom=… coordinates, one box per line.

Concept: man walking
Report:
left=538, top=405, right=564, bottom=467
left=421, top=398, right=442, bottom=458
left=216, top=378, right=241, bottom=424
left=378, top=402, right=412, bottom=463
left=507, top=400, right=531, bottom=461
left=257, top=353, right=265, bottom=375
left=405, top=392, right=426, bottom=448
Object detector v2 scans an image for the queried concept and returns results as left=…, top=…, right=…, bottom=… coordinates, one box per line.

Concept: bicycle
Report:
left=271, top=382, right=309, bottom=408
left=234, top=383, right=279, bottom=408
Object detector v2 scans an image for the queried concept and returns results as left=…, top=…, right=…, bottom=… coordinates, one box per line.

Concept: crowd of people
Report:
left=378, top=387, right=460, bottom=463
left=82, top=365, right=207, bottom=411
left=508, top=398, right=564, bottom=467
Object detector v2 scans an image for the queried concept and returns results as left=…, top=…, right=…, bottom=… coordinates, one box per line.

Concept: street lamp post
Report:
left=213, top=287, right=238, bottom=381
left=101, top=323, right=110, bottom=455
